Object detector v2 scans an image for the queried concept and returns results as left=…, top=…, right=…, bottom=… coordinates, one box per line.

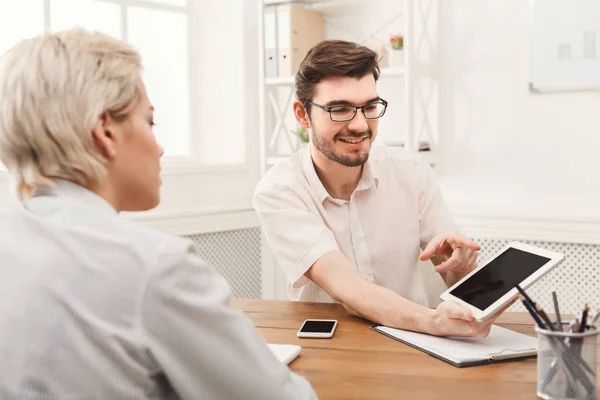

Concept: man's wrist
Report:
left=419, top=307, right=439, bottom=335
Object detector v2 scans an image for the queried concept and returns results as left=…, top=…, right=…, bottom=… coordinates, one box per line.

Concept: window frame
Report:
left=0, top=0, right=256, bottom=176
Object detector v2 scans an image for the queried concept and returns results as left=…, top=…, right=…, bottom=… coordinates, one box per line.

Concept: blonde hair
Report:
left=0, top=28, right=142, bottom=200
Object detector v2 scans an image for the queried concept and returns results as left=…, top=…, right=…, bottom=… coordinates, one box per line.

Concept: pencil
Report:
left=535, top=304, right=556, bottom=331
left=515, top=284, right=534, bottom=305
left=578, top=304, right=589, bottom=333
left=519, top=295, right=546, bottom=329
left=551, top=291, right=562, bottom=331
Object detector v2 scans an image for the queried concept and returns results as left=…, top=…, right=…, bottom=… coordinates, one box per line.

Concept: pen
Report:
left=519, top=292, right=595, bottom=394
left=535, top=304, right=556, bottom=331
left=515, top=284, right=535, bottom=306
left=516, top=285, right=553, bottom=331
left=578, top=304, right=589, bottom=333
left=569, top=305, right=595, bottom=376
left=551, top=291, right=562, bottom=331
left=519, top=295, right=546, bottom=329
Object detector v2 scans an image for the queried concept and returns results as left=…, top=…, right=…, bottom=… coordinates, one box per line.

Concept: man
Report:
left=254, top=40, right=503, bottom=337
left=0, top=29, right=316, bottom=399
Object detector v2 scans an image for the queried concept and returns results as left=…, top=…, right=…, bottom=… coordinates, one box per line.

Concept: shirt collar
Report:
left=303, top=146, right=330, bottom=204
left=32, top=179, right=118, bottom=216
left=302, top=145, right=380, bottom=204
left=356, top=159, right=380, bottom=192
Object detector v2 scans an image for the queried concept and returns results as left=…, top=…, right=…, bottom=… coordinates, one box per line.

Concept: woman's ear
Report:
left=91, top=112, right=118, bottom=159
left=293, top=101, right=310, bottom=129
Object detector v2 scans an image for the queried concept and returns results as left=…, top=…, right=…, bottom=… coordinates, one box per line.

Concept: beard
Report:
left=311, top=128, right=373, bottom=167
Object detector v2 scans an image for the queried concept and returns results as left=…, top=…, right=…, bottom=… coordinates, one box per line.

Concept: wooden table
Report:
left=232, top=298, right=600, bottom=400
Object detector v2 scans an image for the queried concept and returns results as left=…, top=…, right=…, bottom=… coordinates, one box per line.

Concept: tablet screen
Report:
left=449, top=247, right=551, bottom=310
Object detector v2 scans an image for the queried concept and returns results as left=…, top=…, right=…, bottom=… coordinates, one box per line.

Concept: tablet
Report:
left=440, top=241, right=564, bottom=322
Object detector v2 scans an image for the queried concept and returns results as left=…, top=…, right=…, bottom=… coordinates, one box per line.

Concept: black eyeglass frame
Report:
left=306, top=98, right=388, bottom=122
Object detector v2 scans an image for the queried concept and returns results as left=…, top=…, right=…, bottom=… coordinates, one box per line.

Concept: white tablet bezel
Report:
left=440, top=241, right=564, bottom=322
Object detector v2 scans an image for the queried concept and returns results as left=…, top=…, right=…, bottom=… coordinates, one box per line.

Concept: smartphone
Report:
left=297, top=319, right=338, bottom=338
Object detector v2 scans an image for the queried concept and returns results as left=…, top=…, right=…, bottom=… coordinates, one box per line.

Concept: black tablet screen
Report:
left=449, top=247, right=551, bottom=310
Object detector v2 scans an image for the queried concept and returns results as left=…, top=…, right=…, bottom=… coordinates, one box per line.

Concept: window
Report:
left=0, top=0, right=250, bottom=168
left=127, top=6, right=191, bottom=158
left=0, top=2, right=45, bottom=64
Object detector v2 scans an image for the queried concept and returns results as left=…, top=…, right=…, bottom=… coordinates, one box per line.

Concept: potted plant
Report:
left=290, top=126, right=309, bottom=149
left=388, top=34, right=404, bottom=67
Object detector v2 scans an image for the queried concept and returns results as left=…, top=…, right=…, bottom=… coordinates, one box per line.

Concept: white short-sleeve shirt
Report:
left=254, top=143, right=457, bottom=304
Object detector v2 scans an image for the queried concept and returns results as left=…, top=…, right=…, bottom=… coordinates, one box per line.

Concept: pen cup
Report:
left=536, top=326, right=598, bottom=400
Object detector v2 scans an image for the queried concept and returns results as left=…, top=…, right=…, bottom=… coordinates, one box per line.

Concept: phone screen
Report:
left=449, top=247, right=550, bottom=310
left=300, top=320, right=336, bottom=333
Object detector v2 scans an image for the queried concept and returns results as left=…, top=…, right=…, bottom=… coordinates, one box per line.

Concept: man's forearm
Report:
left=334, top=280, right=437, bottom=334
left=306, top=251, right=438, bottom=335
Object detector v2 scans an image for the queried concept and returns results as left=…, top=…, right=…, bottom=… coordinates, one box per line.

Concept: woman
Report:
left=0, top=28, right=316, bottom=400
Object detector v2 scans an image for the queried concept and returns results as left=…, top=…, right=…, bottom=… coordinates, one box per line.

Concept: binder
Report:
left=372, top=324, right=537, bottom=368
left=264, top=5, right=278, bottom=78
left=276, top=4, right=324, bottom=77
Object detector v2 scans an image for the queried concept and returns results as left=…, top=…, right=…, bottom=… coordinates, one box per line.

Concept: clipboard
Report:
left=372, top=325, right=537, bottom=368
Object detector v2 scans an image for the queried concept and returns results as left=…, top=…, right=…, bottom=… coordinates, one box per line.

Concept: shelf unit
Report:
left=265, top=65, right=406, bottom=86
left=266, top=149, right=436, bottom=169
left=257, top=0, right=440, bottom=172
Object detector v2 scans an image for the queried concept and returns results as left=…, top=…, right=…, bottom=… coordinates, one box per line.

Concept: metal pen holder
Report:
left=536, top=326, right=598, bottom=400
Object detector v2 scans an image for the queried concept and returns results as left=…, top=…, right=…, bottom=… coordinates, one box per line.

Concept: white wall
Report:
left=437, top=0, right=600, bottom=221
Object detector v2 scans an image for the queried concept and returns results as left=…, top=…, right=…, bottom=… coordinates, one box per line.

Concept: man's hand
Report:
left=419, top=233, right=480, bottom=274
left=429, top=301, right=513, bottom=337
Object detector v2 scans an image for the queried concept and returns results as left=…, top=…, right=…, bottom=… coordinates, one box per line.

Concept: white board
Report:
left=530, top=0, right=600, bottom=92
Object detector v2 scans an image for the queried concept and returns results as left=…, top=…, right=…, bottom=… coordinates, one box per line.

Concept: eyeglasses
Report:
left=307, top=98, right=388, bottom=122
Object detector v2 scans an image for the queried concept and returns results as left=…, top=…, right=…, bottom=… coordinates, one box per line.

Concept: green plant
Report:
left=291, top=127, right=309, bottom=143
left=390, top=34, right=404, bottom=50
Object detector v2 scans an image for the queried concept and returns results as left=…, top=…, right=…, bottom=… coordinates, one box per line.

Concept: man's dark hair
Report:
left=295, top=40, right=381, bottom=113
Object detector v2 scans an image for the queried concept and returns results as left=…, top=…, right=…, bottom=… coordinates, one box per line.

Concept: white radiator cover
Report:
left=133, top=208, right=599, bottom=315
left=185, top=228, right=262, bottom=299
left=474, top=238, right=600, bottom=315
left=183, top=230, right=600, bottom=313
